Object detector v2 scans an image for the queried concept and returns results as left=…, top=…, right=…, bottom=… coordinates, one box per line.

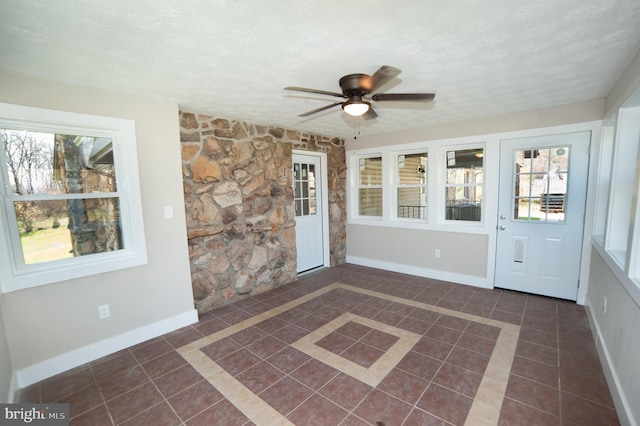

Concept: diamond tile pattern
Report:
left=15, top=265, right=619, bottom=425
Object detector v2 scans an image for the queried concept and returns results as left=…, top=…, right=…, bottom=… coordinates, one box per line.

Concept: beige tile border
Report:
left=178, top=282, right=520, bottom=425
left=465, top=324, right=520, bottom=425
left=292, top=312, right=421, bottom=387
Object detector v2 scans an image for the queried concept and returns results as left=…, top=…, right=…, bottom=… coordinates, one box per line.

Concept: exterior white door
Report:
left=293, top=153, right=325, bottom=273
left=495, top=132, right=590, bottom=300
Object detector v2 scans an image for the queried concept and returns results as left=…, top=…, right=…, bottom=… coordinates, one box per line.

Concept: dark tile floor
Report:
left=15, top=264, right=619, bottom=425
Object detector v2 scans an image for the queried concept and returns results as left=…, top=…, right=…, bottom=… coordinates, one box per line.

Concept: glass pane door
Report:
left=294, top=162, right=316, bottom=217
left=513, top=146, right=569, bottom=223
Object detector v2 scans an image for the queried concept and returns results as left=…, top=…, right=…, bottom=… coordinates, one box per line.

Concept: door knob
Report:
left=499, top=225, right=506, bottom=230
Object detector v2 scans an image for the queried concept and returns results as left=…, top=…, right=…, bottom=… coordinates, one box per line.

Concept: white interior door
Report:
left=293, top=153, right=325, bottom=273
left=495, top=132, right=590, bottom=300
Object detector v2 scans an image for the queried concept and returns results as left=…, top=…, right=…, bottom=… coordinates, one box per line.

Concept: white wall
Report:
left=346, top=99, right=604, bottom=151
left=348, top=225, right=489, bottom=286
left=605, top=47, right=640, bottom=117
left=0, top=72, right=197, bottom=394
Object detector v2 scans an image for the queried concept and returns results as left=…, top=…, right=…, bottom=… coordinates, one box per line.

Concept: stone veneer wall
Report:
left=56, top=135, right=122, bottom=256
left=180, top=111, right=347, bottom=313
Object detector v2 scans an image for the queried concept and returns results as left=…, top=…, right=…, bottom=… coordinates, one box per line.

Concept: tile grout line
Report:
left=333, top=283, right=522, bottom=426
left=177, top=284, right=345, bottom=425
left=175, top=282, right=520, bottom=425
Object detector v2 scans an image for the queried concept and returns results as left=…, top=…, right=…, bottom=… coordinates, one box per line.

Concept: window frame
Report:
left=392, top=148, right=429, bottom=222
left=347, top=140, right=493, bottom=233
left=0, top=102, right=147, bottom=293
left=510, top=145, right=571, bottom=224
left=293, top=160, right=317, bottom=217
left=441, top=144, right=485, bottom=224
left=591, top=102, right=640, bottom=307
left=592, top=122, right=615, bottom=244
left=350, top=153, right=384, bottom=220
left=603, top=107, right=640, bottom=269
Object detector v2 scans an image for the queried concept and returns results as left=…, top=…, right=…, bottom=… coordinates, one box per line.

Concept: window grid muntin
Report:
left=512, top=146, right=569, bottom=223
left=396, top=152, right=428, bottom=220
left=1, top=127, right=125, bottom=267
left=357, top=156, right=383, bottom=217
left=444, top=147, right=484, bottom=222
left=294, top=162, right=316, bottom=217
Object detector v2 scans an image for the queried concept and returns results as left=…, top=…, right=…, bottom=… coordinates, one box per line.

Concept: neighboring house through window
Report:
left=356, top=156, right=383, bottom=217
left=395, top=151, right=428, bottom=220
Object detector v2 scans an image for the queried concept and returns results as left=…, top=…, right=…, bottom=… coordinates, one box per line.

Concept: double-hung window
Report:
left=444, top=147, right=484, bottom=222
left=357, top=156, right=383, bottom=217
left=0, top=103, right=147, bottom=292
left=395, top=151, right=428, bottom=220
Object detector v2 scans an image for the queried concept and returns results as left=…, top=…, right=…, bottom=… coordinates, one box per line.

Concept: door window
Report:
left=294, top=162, right=316, bottom=216
left=512, top=146, right=569, bottom=223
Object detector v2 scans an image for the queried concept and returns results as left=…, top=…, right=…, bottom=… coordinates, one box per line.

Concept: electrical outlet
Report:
left=98, top=304, right=111, bottom=319
left=602, top=296, right=607, bottom=314
left=435, top=249, right=441, bottom=258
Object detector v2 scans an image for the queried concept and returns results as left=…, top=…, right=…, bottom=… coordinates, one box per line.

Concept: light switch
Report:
left=164, top=205, right=174, bottom=219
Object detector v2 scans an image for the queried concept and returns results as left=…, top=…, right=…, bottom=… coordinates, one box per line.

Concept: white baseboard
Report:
left=346, top=256, right=493, bottom=289
left=7, top=373, right=18, bottom=403
left=14, top=309, right=198, bottom=392
left=584, top=301, right=636, bottom=426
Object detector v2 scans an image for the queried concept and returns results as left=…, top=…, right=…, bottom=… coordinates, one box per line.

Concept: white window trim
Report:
left=349, top=152, right=384, bottom=222
left=439, top=143, right=486, bottom=225
left=347, top=138, right=493, bottom=235
left=591, top=121, right=616, bottom=244
left=603, top=107, right=640, bottom=270
left=591, top=97, right=640, bottom=307
left=0, top=103, right=147, bottom=293
left=391, top=148, right=430, bottom=223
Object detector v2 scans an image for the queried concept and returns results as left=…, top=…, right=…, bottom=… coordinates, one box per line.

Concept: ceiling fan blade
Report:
left=284, top=86, right=345, bottom=98
left=298, top=102, right=344, bottom=117
left=371, top=93, right=435, bottom=102
left=362, top=107, right=378, bottom=120
left=366, top=65, right=402, bottom=92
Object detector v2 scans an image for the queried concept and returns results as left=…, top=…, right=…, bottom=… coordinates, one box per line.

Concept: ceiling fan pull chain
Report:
left=354, top=116, right=358, bottom=140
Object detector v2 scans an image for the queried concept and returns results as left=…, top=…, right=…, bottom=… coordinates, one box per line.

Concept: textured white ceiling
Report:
left=1, top=0, right=639, bottom=138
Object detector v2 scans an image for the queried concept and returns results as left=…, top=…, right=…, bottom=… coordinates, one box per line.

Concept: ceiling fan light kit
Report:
left=285, top=65, right=435, bottom=121
left=342, top=101, right=370, bottom=116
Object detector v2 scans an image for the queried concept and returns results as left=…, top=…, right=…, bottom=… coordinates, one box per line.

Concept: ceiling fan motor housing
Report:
left=339, top=73, right=371, bottom=96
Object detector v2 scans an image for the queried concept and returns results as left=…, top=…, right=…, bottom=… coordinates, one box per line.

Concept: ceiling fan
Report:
left=284, top=65, right=435, bottom=120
